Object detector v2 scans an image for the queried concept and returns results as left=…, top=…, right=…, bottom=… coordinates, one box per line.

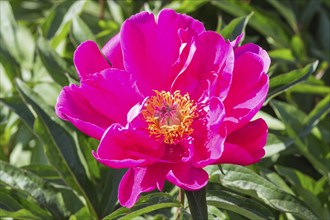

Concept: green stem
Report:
left=184, top=187, right=208, bottom=220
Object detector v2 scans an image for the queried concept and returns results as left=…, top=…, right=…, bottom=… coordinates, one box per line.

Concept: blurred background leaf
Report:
left=1, top=0, right=329, bottom=219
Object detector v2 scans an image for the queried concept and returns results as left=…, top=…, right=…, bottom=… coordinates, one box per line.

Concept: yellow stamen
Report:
left=142, top=90, right=198, bottom=144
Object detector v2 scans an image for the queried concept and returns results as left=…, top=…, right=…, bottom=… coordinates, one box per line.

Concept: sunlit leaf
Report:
left=209, top=165, right=318, bottom=220
left=15, top=79, right=99, bottom=218
left=207, top=190, right=274, bottom=220
left=0, top=160, right=68, bottom=219
left=267, top=61, right=319, bottom=103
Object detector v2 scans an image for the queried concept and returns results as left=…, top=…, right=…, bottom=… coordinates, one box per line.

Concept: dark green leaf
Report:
left=212, top=0, right=290, bottom=47
left=71, top=16, right=95, bottom=45
left=0, top=160, right=68, bottom=219
left=266, top=0, right=298, bottom=33
left=37, top=36, right=70, bottom=86
left=207, top=190, right=274, bottom=220
left=267, top=61, right=319, bottom=103
left=271, top=100, right=329, bottom=175
left=0, top=209, right=43, bottom=220
left=15, top=79, right=98, bottom=218
left=0, top=96, right=35, bottom=129
left=220, top=12, right=253, bottom=42
left=209, top=165, right=318, bottom=220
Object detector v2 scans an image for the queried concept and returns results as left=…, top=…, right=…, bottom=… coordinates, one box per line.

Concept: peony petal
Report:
left=93, top=123, right=164, bottom=169
left=118, top=165, right=168, bottom=208
left=79, top=68, right=144, bottom=125
left=172, top=31, right=234, bottom=101
left=224, top=46, right=270, bottom=133
left=55, top=85, right=111, bottom=140
left=235, top=43, right=270, bottom=73
left=224, top=74, right=269, bottom=133
left=216, top=118, right=267, bottom=165
left=192, top=96, right=226, bottom=167
left=167, top=163, right=208, bottom=190
left=101, top=34, right=124, bottom=69
left=120, top=9, right=205, bottom=96
left=73, top=40, right=111, bottom=79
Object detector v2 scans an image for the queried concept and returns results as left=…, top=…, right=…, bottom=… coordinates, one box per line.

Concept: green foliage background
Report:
left=0, top=0, right=329, bottom=219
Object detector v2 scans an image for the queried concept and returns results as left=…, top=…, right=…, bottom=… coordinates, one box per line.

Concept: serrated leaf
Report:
left=207, top=190, right=274, bottom=220
left=267, top=61, right=319, bottom=103
left=0, top=161, right=68, bottom=219
left=209, top=165, right=318, bottom=220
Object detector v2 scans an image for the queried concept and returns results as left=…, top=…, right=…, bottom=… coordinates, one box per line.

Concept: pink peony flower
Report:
left=56, top=9, right=270, bottom=208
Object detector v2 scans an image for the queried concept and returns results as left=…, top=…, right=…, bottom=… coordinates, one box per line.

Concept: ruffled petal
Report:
left=167, top=163, right=208, bottom=190
left=118, top=165, right=168, bottom=208
left=192, top=97, right=226, bottom=167
left=93, top=123, right=164, bottom=169
left=171, top=31, right=233, bottom=101
left=235, top=43, right=270, bottom=72
left=101, top=34, right=124, bottom=69
left=55, top=69, right=144, bottom=139
left=216, top=118, right=267, bottom=165
left=120, top=9, right=205, bottom=95
left=224, top=46, right=270, bottom=133
left=55, top=85, right=111, bottom=140
left=74, top=40, right=111, bottom=79
left=79, top=68, right=144, bottom=125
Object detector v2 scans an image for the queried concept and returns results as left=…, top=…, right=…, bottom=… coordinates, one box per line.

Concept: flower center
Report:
left=142, top=90, right=198, bottom=144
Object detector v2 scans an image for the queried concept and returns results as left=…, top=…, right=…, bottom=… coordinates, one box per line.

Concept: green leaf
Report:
left=209, top=165, right=318, bottom=220
left=166, top=0, right=209, bottom=13
left=0, top=185, right=51, bottom=218
left=37, top=36, right=71, bottom=86
left=0, top=43, right=21, bottom=82
left=0, top=160, right=68, bottom=219
left=291, top=35, right=306, bottom=62
left=99, top=168, right=126, bottom=216
left=289, top=83, right=330, bottom=95
left=267, top=61, right=319, bottom=103
left=271, top=100, right=329, bottom=175
left=304, top=94, right=330, bottom=130
left=220, top=12, right=253, bottom=42
left=207, top=190, right=274, bottom=220
left=15, top=79, right=98, bottom=218
left=103, top=193, right=180, bottom=219
left=212, top=0, right=290, bottom=47
left=259, top=168, right=294, bottom=195
left=268, top=49, right=295, bottom=62
left=266, top=0, right=298, bottom=33
left=71, top=16, right=95, bottom=45
left=21, top=164, right=61, bottom=181
left=0, top=96, right=35, bottom=129
left=0, top=1, right=20, bottom=62
left=0, top=209, right=43, bottom=220
left=50, top=1, right=88, bottom=49
left=275, top=166, right=330, bottom=220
